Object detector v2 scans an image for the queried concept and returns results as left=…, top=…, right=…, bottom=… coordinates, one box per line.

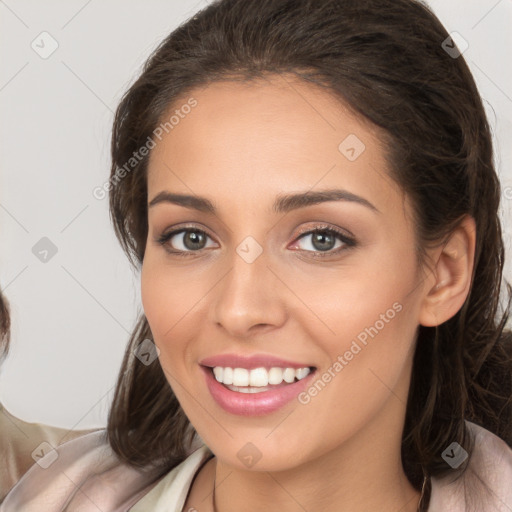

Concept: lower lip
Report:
left=201, top=365, right=316, bottom=416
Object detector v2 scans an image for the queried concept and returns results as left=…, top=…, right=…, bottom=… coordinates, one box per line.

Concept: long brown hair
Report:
left=0, top=289, right=10, bottom=363
left=106, top=0, right=512, bottom=507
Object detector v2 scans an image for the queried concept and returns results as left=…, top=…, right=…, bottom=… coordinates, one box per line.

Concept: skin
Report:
left=141, top=74, right=475, bottom=512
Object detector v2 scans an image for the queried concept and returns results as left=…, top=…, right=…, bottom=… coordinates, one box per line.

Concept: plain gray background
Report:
left=0, top=0, right=511, bottom=429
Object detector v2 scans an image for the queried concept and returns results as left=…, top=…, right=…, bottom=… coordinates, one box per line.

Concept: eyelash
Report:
left=156, top=224, right=357, bottom=259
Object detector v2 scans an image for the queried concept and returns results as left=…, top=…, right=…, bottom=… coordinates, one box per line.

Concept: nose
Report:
left=210, top=246, right=287, bottom=339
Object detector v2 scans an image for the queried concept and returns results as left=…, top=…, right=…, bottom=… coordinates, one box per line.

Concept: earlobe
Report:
left=419, top=215, right=476, bottom=327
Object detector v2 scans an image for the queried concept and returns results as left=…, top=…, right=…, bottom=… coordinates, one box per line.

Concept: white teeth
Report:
left=295, top=367, right=310, bottom=380
left=233, top=368, right=249, bottom=386
left=213, top=367, right=223, bottom=382
left=282, top=368, right=296, bottom=383
left=226, top=385, right=270, bottom=393
left=223, top=367, right=233, bottom=385
left=249, top=367, right=268, bottom=387
left=211, top=366, right=312, bottom=388
left=268, top=367, right=283, bottom=385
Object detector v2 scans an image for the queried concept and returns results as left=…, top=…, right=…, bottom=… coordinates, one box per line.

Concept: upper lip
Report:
left=200, top=353, right=315, bottom=370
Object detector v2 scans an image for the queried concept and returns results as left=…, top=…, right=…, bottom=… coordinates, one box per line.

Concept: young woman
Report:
left=2, top=0, right=512, bottom=510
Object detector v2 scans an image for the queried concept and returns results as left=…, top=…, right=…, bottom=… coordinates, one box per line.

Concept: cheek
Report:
left=291, top=282, right=420, bottom=445
left=284, top=248, right=418, bottom=350
left=283, top=249, right=422, bottom=411
left=140, top=255, right=210, bottom=366
left=140, top=257, right=183, bottom=349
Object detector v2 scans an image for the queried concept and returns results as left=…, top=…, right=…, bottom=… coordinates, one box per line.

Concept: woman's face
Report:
left=141, top=76, right=432, bottom=472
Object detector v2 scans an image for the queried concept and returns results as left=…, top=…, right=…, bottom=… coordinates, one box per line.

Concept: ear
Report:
left=419, top=215, right=476, bottom=327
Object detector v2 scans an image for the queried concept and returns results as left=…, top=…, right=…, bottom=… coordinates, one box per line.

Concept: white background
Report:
left=0, top=0, right=511, bottom=429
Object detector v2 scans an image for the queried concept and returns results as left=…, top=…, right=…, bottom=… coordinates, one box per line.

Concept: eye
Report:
left=156, top=227, right=217, bottom=255
left=156, top=224, right=356, bottom=258
left=290, top=225, right=356, bottom=257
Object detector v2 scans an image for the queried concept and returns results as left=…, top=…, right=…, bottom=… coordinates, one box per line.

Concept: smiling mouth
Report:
left=204, top=365, right=317, bottom=392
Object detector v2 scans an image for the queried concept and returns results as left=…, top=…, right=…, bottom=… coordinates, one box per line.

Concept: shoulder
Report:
left=0, top=403, right=96, bottom=502
left=429, top=420, right=512, bottom=511
left=0, top=428, right=163, bottom=511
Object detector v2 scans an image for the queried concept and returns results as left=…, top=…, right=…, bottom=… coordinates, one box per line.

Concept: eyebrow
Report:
left=148, top=189, right=379, bottom=214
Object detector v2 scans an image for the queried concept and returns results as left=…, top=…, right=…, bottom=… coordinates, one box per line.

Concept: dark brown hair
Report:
left=106, top=0, right=512, bottom=508
left=0, top=289, right=10, bottom=363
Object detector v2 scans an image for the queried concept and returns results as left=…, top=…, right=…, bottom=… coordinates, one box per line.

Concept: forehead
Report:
left=146, top=75, right=404, bottom=217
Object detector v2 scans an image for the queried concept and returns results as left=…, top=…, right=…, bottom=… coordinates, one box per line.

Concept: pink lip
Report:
left=200, top=365, right=316, bottom=416
left=199, top=353, right=315, bottom=370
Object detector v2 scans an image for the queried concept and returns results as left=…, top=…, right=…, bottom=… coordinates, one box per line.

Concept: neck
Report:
left=212, top=397, right=421, bottom=512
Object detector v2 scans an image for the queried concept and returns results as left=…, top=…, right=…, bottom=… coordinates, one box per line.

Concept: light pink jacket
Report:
left=1, top=420, right=511, bottom=511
